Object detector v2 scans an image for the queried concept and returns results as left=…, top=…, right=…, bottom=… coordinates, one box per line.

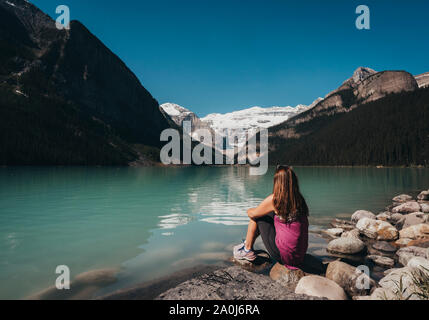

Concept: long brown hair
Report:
left=272, top=165, right=309, bottom=223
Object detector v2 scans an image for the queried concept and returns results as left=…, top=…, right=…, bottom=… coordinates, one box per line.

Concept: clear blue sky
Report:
left=32, top=0, right=429, bottom=117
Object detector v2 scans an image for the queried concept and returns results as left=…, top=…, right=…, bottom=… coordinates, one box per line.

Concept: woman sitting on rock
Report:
left=233, top=165, right=309, bottom=270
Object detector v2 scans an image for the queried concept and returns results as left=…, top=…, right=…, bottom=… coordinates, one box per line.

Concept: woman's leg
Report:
left=245, top=219, right=260, bottom=250
left=255, top=212, right=282, bottom=262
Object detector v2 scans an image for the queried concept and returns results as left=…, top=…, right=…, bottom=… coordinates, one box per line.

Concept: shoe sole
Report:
left=234, top=256, right=257, bottom=262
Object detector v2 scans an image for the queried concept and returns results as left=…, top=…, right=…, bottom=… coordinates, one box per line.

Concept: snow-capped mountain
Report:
left=160, top=102, right=213, bottom=132
left=201, top=105, right=308, bottom=147
left=160, top=103, right=193, bottom=120
left=161, top=98, right=322, bottom=148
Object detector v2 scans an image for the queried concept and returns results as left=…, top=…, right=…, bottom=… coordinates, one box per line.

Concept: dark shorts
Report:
left=256, top=212, right=282, bottom=263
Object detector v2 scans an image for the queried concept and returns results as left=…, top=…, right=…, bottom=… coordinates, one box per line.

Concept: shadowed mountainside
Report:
left=269, top=86, right=429, bottom=166
left=0, top=0, right=170, bottom=165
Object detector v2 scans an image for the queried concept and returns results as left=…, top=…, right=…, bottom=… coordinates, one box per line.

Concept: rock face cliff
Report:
left=0, top=0, right=170, bottom=165
left=415, top=72, right=429, bottom=88
left=270, top=67, right=419, bottom=140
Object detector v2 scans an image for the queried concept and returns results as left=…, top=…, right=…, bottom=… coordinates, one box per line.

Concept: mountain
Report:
left=268, top=67, right=428, bottom=166
left=0, top=0, right=170, bottom=165
left=161, top=100, right=321, bottom=148
left=269, top=67, right=418, bottom=140
left=160, top=103, right=213, bottom=134
left=201, top=104, right=312, bottom=147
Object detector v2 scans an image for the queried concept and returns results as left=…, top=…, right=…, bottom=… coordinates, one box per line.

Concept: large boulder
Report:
left=417, top=190, right=429, bottom=201
left=378, top=267, right=423, bottom=300
left=407, top=257, right=429, bottom=272
left=399, top=223, right=429, bottom=240
left=400, top=213, right=428, bottom=229
left=327, top=237, right=365, bottom=255
left=356, top=218, right=399, bottom=240
left=392, top=194, right=413, bottom=203
left=351, top=210, right=375, bottom=223
left=392, top=201, right=421, bottom=214
left=396, top=246, right=427, bottom=266
left=157, top=266, right=324, bottom=300
left=269, top=263, right=305, bottom=287
left=295, top=275, right=348, bottom=300
left=325, top=261, right=376, bottom=297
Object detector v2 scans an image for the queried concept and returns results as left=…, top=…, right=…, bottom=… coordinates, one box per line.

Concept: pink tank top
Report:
left=274, top=214, right=309, bottom=270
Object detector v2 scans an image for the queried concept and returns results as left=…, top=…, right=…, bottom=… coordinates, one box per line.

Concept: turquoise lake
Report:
left=0, top=166, right=428, bottom=299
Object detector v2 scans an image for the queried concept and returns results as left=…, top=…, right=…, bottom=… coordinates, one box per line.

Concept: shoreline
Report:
left=99, top=188, right=429, bottom=300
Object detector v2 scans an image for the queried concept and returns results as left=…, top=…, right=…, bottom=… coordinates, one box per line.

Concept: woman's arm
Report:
left=247, top=194, right=275, bottom=220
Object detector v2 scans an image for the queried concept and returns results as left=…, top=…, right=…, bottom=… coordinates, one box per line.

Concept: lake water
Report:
left=0, top=166, right=428, bottom=299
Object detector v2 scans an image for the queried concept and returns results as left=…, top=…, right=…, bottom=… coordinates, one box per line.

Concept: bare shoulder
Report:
left=261, top=194, right=275, bottom=208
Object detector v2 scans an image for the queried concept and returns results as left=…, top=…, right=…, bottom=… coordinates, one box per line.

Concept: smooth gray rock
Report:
left=327, top=237, right=365, bottom=255
left=392, top=194, right=413, bottom=203
left=326, top=261, right=376, bottom=297
left=399, top=223, right=429, bottom=240
left=401, top=212, right=428, bottom=229
left=295, top=275, right=348, bottom=300
left=156, top=266, right=324, bottom=300
left=356, top=218, right=399, bottom=240
left=351, top=210, right=375, bottom=223
left=396, top=246, right=428, bottom=266
left=392, top=201, right=421, bottom=214
left=407, top=257, right=429, bottom=272
left=378, top=267, right=423, bottom=300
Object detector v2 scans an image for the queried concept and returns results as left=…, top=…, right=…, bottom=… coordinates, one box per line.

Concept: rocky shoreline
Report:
left=156, top=189, right=429, bottom=300
left=50, top=189, right=428, bottom=301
